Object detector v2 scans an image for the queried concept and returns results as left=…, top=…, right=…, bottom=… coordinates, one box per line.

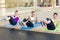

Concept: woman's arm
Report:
left=44, top=20, right=51, bottom=24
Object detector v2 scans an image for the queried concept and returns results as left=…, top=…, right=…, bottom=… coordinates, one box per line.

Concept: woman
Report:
left=28, top=11, right=38, bottom=23
left=52, top=13, right=59, bottom=27
left=41, top=13, right=59, bottom=30
left=3, top=10, right=19, bottom=26
left=13, top=10, right=19, bottom=23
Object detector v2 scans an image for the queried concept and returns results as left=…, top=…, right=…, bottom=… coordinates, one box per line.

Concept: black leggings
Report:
left=8, top=16, right=17, bottom=26
left=46, top=18, right=56, bottom=30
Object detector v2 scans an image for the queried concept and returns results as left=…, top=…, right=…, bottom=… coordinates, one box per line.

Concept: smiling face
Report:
left=15, top=10, right=18, bottom=16
left=53, top=13, right=58, bottom=19
left=31, top=11, right=35, bottom=17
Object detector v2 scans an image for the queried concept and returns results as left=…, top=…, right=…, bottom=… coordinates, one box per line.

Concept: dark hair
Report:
left=53, top=13, right=58, bottom=16
left=31, top=11, right=35, bottom=14
left=15, top=10, right=18, bottom=13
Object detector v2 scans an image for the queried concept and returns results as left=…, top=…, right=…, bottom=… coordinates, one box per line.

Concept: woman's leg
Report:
left=40, top=20, right=47, bottom=26
left=19, top=20, right=24, bottom=26
left=8, top=16, right=17, bottom=25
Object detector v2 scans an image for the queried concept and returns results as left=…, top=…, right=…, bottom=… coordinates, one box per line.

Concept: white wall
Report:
left=0, top=0, right=60, bottom=18
left=0, top=0, right=6, bottom=16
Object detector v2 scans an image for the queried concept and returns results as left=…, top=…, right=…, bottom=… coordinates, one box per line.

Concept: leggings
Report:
left=8, top=16, right=17, bottom=26
left=46, top=18, right=56, bottom=30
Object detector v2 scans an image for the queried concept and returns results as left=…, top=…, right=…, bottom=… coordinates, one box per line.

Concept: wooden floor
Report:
left=0, top=28, right=60, bottom=40
left=31, top=26, right=60, bottom=34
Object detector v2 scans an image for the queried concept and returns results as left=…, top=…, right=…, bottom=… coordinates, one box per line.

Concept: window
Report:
left=0, top=0, right=5, bottom=8
left=37, top=0, right=52, bottom=7
left=5, top=0, right=34, bottom=8
left=56, top=0, right=59, bottom=6
left=5, top=0, right=17, bottom=8
left=0, top=0, right=5, bottom=16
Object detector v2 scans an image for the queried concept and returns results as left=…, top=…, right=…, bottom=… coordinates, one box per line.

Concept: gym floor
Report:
left=0, top=28, right=60, bottom=40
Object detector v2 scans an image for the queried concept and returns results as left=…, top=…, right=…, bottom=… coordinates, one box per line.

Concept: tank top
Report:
left=30, top=16, right=35, bottom=21
left=52, top=19, right=58, bottom=27
left=14, top=16, right=19, bottom=22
